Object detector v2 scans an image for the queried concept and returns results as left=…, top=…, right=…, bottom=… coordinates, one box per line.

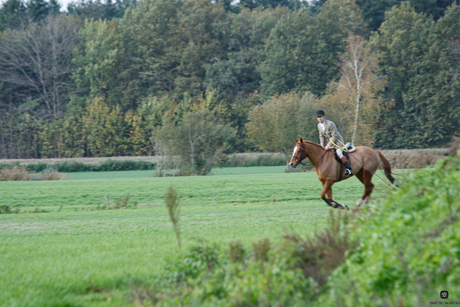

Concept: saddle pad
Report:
left=344, top=142, right=357, bottom=153
left=347, top=145, right=357, bottom=153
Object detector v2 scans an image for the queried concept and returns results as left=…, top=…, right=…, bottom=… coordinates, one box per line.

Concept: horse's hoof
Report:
left=343, top=204, right=350, bottom=210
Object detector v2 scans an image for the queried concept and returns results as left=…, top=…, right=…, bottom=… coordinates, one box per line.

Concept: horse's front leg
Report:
left=321, top=179, right=349, bottom=210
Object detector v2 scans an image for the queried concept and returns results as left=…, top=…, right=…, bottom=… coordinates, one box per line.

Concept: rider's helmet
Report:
left=316, top=109, right=325, bottom=117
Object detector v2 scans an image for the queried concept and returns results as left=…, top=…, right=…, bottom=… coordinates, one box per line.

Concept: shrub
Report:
left=318, top=153, right=460, bottom=306
left=0, top=166, right=33, bottom=181
left=221, top=153, right=287, bottom=167
left=41, top=169, right=68, bottom=180
left=228, top=240, right=245, bottom=264
left=0, top=205, right=20, bottom=214
left=154, top=110, right=235, bottom=176
left=141, top=210, right=352, bottom=306
left=252, top=238, right=270, bottom=262
left=0, top=160, right=156, bottom=173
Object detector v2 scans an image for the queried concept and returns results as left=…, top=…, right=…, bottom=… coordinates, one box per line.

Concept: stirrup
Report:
left=345, top=168, right=354, bottom=176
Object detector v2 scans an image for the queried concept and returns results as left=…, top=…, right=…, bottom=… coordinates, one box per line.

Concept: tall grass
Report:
left=164, top=186, right=183, bottom=260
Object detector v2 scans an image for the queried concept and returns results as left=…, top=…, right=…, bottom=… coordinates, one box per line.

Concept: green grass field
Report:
left=0, top=166, right=389, bottom=306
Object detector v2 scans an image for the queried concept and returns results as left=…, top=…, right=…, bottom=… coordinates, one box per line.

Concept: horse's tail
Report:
left=376, top=150, right=395, bottom=184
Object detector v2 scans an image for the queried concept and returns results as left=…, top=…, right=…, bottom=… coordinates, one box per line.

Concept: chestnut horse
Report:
left=289, top=138, right=395, bottom=210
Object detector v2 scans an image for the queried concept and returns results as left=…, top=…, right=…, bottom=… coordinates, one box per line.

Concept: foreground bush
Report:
left=318, top=153, right=460, bottom=306
left=135, top=210, right=351, bottom=306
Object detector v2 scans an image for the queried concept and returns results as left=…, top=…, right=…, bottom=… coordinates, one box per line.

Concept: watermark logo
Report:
left=440, top=291, right=448, bottom=299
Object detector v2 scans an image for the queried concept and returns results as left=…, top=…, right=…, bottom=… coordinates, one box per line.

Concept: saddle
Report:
left=332, top=143, right=356, bottom=181
left=332, top=143, right=356, bottom=163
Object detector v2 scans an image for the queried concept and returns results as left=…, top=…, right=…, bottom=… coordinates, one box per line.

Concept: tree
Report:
left=154, top=110, right=235, bottom=176
left=26, top=0, right=60, bottom=22
left=259, top=0, right=368, bottom=97
left=81, top=97, right=126, bottom=156
left=0, top=15, right=81, bottom=118
left=72, top=18, right=124, bottom=103
left=116, top=0, right=230, bottom=108
left=373, top=3, right=460, bottom=148
left=355, top=0, right=457, bottom=32
left=171, top=0, right=230, bottom=97
left=308, top=0, right=327, bottom=15
left=67, top=0, right=136, bottom=21
left=0, top=0, right=27, bottom=31
left=324, top=34, right=385, bottom=147
left=204, top=6, right=289, bottom=99
left=245, top=92, right=319, bottom=156
left=239, top=0, right=303, bottom=11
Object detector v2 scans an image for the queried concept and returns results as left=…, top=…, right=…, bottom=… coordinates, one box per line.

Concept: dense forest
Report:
left=1, top=0, right=460, bottom=161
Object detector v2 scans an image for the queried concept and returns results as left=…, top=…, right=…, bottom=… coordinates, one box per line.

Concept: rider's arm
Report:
left=318, top=125, right=325, bottom=147
left=327, top=122, right=338, bottom=148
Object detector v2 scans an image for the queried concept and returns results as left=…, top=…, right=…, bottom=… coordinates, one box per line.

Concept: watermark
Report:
left=430, top=291, right=459, bottom=305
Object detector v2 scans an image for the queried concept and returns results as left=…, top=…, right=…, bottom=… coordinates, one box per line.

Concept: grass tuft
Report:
left=227, top=240, right=245, bottom=263
left=252, top=237, right=270, bottom=262
left=284, top=210, right=354, bottom=286
left=165, top=185, right=183, bottom=259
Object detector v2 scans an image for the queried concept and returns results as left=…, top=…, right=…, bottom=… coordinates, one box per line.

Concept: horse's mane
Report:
left=302, top=141, right=325, bottom=150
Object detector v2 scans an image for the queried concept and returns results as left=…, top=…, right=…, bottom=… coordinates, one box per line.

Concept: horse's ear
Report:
left=300, top=137, right=304, bottom=143
left=294, top=138, right=298, bottom=143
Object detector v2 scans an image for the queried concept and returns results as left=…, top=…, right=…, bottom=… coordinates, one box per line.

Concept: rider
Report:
left=316, top=109, right=354, bottom=176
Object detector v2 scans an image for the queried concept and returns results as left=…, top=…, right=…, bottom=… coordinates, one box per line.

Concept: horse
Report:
left=289, top=138, right=395, bottom=210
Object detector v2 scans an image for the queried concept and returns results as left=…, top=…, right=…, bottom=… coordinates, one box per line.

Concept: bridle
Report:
left=291, top=143, right=308, bottom=167
left=291, top=142, right=329, bottom=168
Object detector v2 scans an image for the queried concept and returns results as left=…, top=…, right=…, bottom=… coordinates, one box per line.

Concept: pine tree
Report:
left=0, top=0, right=26, bottom=31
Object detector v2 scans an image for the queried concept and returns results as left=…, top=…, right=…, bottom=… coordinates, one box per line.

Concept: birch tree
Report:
left=325, top=34, right=385, bottom=146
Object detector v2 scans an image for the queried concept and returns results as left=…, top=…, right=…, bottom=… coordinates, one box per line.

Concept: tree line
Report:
left=1, top=0, right=460, bottom=168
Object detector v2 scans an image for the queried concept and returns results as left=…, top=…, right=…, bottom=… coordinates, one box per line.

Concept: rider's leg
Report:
left=337, top=149, right=354, bottom=176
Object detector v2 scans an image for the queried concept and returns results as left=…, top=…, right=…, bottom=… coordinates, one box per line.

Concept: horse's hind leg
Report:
left=321, top=179, right=349, bottom=210
left=354, top=169, right=374, bottom=209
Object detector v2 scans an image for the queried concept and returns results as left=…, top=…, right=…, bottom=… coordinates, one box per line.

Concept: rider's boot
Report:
left=340, top=156, right=354, bottom=176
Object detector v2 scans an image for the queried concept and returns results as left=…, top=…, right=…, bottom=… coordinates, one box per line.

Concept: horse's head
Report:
left=289, top=138, right=307, bottom=168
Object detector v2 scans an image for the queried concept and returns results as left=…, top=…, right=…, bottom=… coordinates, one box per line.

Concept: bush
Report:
left=220, top=153, right=287, bottom=167
left=139, top=209, right=352, bottom=306
left=0, top=205, right=20, bottom=214
left=0, top=160, right=156, bottom=173
left=41, top=169, right=68, bottom=180
left=0, top=166, right=33, bottom=181
left=154, top=110, right=235, bottom=176
left=318, top=153, right=460, bottom=306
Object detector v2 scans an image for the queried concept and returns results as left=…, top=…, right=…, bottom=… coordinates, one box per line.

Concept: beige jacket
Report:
left=317, top=120, right=344, bottom=148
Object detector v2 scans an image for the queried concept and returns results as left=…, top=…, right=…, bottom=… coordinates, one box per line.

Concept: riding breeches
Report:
left=336, top=148, right=345, bottom=158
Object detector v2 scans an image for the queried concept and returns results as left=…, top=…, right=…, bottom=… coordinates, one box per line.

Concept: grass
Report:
left=0, top=166, right=388, bottom=306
